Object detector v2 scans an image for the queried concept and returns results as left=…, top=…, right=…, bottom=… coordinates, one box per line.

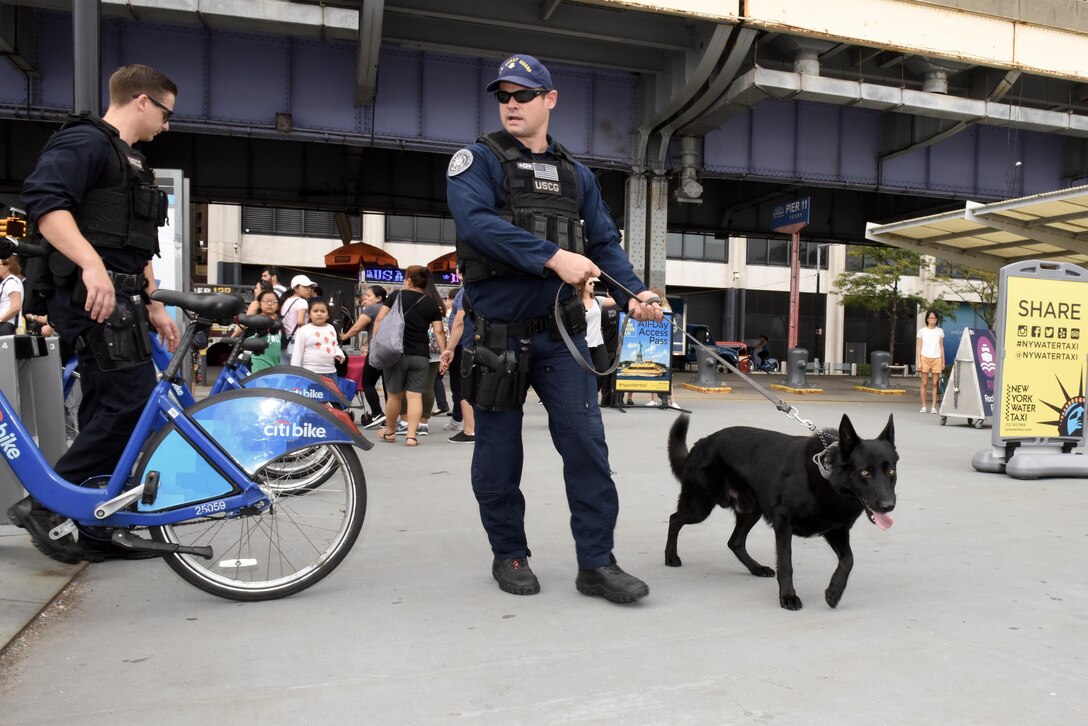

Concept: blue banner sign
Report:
left=771, top=196, right=810, bottom=231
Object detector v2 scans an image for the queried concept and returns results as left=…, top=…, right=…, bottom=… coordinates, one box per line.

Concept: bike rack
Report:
left=0, top=335, right=67, bottom=513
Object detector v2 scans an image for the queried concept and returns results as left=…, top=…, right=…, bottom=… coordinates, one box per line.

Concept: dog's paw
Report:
left=779, top=592, right=803, bottom=611
left=825, top=586, right=844, bottom=608
left=664, top=553, right=682, bottom=567
left=751, top=566, right=775, bottom=578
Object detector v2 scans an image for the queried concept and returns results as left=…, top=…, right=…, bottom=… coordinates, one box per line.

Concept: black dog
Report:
left=665, top=413, right=897, bottom=610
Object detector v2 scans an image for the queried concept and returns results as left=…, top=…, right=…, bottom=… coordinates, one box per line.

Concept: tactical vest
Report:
left=62, top=115, right=166, bottom=258
left=456, top=131, right=585, bottom=283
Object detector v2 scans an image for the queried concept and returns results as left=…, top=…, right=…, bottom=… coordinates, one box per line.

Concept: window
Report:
left=748, top=237, right=831, bottom=269
left=665, top=231, right=727, bottom=262
left=242, top=207, right=361, bottom=238
left=385, top=214, right=458, bottom=245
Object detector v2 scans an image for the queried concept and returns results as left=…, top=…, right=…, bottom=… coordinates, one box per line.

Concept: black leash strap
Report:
left=554, top=271, right=819, bottom=434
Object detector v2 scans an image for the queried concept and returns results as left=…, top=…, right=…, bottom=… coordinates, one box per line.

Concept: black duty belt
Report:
left=107, top=270, right=147, bottom=294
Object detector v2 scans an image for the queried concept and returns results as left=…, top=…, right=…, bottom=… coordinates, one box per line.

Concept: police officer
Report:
left=9, top=64, right=181, bottom=563
left=443, top=54, right=662, bottom=603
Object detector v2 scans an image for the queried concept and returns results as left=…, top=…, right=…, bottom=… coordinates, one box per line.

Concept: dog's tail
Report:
left=667, top=414, right=691, bottom=481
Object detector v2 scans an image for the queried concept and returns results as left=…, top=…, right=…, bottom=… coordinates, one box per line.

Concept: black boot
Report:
left=576, top=562, right=649, bottom=603
left=6, top=497, right=84, bottom=565
left=492, top=557, right=540, bottom=595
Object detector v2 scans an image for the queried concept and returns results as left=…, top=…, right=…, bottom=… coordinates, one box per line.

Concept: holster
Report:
left=460, top=342, right=531, bottom=412
left=76, top=294, right=151, bottom=371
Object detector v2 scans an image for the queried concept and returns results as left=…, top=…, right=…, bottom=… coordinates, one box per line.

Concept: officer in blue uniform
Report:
left=443, top=54, right=662, bottom=603
left=9, top=64, right=180, bottom=563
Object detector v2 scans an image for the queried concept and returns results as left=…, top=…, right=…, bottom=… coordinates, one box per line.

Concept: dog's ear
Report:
left=879, top=413, right=895, bottom=444
left=839, top=414, right=859, bottom=458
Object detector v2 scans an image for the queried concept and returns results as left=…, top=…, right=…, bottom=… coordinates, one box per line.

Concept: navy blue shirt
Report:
left=21, top=122, right=152, bottom=276
left=446, top=131, right=645, bottom=323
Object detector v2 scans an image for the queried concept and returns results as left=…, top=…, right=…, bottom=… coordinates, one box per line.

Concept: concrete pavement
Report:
left=4, top=373, right=1085, bottom=724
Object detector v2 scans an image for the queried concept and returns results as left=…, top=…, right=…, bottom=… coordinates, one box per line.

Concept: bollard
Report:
left=869, top=350, right=892, bottom=389
left=785, top=348, right=810, bottom=388
left=694, top=345, right=725, bottom=387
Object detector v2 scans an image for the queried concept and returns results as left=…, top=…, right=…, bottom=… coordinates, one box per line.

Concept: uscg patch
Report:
left=447, top=149, right=473, bottom=177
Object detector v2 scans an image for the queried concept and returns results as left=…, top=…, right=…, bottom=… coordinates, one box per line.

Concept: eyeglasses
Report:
left=495, top=89, right=548, bottom=104
left=134, top=93, right=173, bottom=122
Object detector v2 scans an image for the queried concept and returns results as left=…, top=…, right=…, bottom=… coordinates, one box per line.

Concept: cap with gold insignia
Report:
left=485, top=54, right=552, bottom=92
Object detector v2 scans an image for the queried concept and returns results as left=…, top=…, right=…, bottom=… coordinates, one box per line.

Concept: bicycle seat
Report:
left=238, top=314, right=280, bottom=333
left=151, top=290, right=244, bottom=322
left=241, top=337, right=268, bottom=353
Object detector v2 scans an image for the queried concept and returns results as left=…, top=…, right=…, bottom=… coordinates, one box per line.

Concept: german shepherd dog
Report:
left=665, top=413, right=897, bottom=610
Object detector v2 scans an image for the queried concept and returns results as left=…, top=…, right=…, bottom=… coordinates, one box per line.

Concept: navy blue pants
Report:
left=471, top=331, right=618, bottom=570
left=54, top=351, right=157, bottom=486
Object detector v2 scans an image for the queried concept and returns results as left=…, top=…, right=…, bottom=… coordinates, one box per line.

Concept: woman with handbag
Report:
left=371, top=266, right=445, bottom=447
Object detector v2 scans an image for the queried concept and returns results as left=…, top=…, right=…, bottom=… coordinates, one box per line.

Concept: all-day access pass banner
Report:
left=999, top=276, right=1088, bottom=439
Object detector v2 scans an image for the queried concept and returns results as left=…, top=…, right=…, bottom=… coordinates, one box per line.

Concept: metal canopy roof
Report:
left=865, top=185, right=1088, bottom=273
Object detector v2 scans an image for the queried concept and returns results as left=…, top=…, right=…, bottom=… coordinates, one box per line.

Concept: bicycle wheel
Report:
left=260, top=445, right=338, bottom=493
left=768, top=360, right=781, bottom=373
left=150, top=443, right=366, bottom=601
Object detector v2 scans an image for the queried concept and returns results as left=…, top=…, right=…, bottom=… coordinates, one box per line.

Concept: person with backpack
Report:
left=371, top=266, right=445, bottom=447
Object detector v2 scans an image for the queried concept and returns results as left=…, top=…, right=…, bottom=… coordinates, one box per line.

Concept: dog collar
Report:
left=813, top=437, right=838, bottom=480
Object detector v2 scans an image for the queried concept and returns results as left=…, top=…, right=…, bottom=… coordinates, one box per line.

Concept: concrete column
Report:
left=647, top=175, right=669, bottom=291
left=72, top=0, right=100, bottom=116
left=624, top=173, right=648, bottom=280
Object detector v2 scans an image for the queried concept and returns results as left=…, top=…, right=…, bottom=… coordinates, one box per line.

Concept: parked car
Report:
left=684, top=325, right=740, bottom=370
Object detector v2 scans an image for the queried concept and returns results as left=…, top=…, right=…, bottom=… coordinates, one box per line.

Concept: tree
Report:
left=933, top=265, right=999, bottom=329
left=832, top=246, right=932, bottom=363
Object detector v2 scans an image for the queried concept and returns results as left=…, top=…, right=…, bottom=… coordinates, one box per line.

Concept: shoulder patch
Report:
left=447, top=148, right=474, bottom=177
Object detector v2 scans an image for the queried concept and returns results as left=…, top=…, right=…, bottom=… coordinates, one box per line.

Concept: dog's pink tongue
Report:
left=873, top=512, right=894, bottom=530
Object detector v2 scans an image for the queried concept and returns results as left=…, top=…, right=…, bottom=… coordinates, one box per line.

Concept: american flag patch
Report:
left=533, top=163, right=559, bottom=181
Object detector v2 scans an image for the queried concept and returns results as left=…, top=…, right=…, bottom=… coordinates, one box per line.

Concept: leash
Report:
left=554, top=270, right=820, bottom=435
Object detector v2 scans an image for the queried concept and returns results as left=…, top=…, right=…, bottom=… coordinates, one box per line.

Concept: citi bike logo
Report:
left=263, top=418, right=327, bottom=438
left=0, top=412, right=21, bottom=460
left=290, top=387, right=326, bottom=400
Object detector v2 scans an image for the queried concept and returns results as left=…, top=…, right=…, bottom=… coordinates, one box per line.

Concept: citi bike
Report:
left=1, top=290, right=371, bottom=601
left=148, top=317, right=352, bottom=492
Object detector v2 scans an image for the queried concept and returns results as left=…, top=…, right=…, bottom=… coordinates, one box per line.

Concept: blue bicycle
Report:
left=149, top=319, right=353, bottom=493
left=3, top=291, right=371, bottom=601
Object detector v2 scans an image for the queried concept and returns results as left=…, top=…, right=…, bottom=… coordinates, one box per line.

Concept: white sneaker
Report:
left=395, top=420, right=408, bottom=435
left=931, top=409, right=939, bottom=415
left=443, top=419, right=463, bottom=431
left=668, top=401, right=682, bottom=410
left=644, top=401, right=658, bottom=407
left=920, top=407, right=928, bottom=413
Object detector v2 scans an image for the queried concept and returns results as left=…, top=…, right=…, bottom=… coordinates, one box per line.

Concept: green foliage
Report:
left=832, top=246, right=934, bottom=364
left=933, top=265, right=999, bottom=329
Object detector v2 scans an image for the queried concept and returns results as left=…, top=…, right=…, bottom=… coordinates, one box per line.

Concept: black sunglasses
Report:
left=495, top=89, right=548, bottom=104
left=134, top=93, right=173, bottom=122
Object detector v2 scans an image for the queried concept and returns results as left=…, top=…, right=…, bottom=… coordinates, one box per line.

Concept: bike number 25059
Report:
left=195, top=500, right=226, bottom=516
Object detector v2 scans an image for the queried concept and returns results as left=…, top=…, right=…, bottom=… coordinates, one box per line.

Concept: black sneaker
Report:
left=492, top=557, right=540, bottom=595
left=362, top=413, right=386, bottom=430
left=575, top=562, right=649, bottom=603
left=449, top=431, right=475, bottom=443
left=6, top=497, right=84, bottom=565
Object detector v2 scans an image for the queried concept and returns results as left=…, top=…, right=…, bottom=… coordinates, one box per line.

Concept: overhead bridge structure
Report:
left=2, top=0, right=1088, bottom=284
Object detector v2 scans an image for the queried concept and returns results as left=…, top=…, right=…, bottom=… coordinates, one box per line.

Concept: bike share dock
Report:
left=0, top=334, right=84, bottom=650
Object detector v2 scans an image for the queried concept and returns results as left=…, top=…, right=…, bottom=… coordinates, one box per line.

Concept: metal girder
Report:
left=355, top=0, right=383, bottom=106
left=384, top=0, right=694, bottom=53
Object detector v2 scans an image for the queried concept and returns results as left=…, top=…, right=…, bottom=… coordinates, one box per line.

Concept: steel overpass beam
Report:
left=355, top=0, right=383, bottom=106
